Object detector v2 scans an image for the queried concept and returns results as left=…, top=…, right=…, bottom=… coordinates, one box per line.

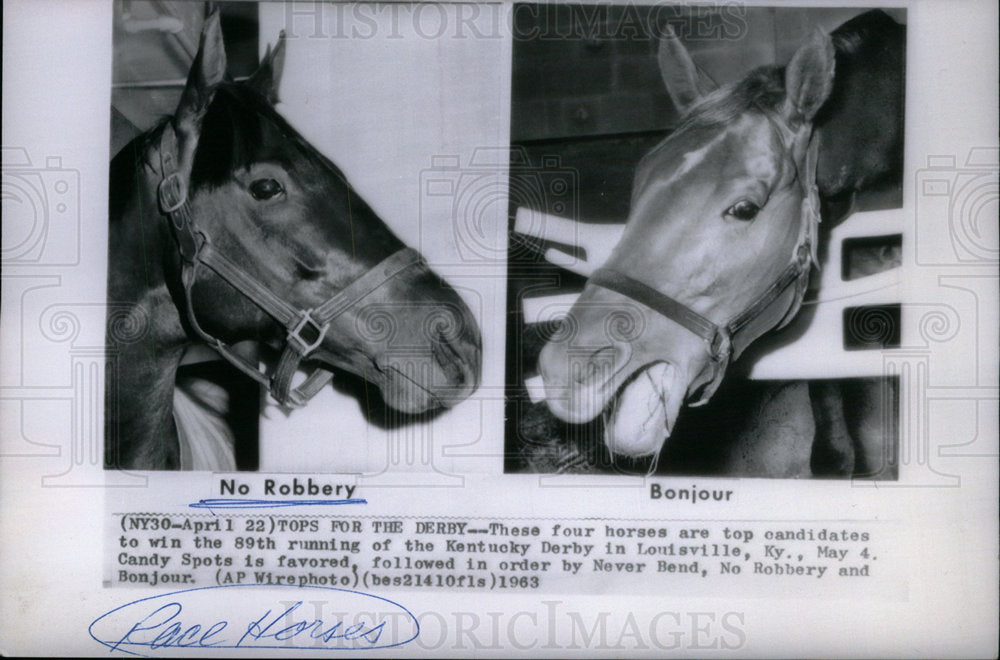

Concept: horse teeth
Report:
left=604, top=363, right=672, bottom=458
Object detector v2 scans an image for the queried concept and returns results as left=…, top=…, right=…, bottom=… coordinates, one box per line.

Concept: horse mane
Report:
left=108, top=119, right=171, bottom=222
left=110, top=78, right=361, bottom=230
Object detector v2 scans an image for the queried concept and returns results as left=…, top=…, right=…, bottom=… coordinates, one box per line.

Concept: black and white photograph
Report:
left=1, top=0, right=997, bottom=656
left=104, top=2, right=505, bottom=472
left=505, top=5, right=906, bottom=479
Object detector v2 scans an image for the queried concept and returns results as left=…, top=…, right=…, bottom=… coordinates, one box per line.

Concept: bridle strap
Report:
left=724, top=242, right=813, bottom=354
left=266, top=246, right=422, bottom=406
left=156, top=121, right=422, bottom=407
left=590, top=246, right=810, bottom=366
left=312, top=247, right=424, bottom=322
left=589, top=268, right=729, bottom=359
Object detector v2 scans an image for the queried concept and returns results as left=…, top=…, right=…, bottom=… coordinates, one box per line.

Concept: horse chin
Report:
left=602, top=362, right=688, bottom=459
left=375, top=356, right=480, bottom=414
left=305, top=321, right=480, bottom=414
left=377, top=376, right=440, bottom=414
left=304, top=350, right=424, bottom=412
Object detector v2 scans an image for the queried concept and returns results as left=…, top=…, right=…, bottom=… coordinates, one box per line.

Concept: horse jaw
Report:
left=603, top=362, right=687, bottom=458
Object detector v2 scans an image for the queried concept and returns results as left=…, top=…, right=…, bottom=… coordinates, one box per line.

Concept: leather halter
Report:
left=156, top=121, right=422, bottom=407
left=589, top=131, right=821, bottom=405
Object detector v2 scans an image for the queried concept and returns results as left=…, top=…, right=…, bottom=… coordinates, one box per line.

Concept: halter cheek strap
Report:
left=589, top=132, right=821, bottom=406
left=156, top=122, right=422, bottom=407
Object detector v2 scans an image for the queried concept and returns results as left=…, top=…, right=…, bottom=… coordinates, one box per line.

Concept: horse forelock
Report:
left=677, top=67, right=786, bottom=132
left=188, top=82, right=350, bottom=191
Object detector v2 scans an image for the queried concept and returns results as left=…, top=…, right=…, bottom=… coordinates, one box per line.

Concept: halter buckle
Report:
left=158, top=172, right=188, bottom=214
left=287, top=309, right=330, bottom=356
left=796, top=242, right=812, bottom=267
left=707, top=327, right=732, bottom=362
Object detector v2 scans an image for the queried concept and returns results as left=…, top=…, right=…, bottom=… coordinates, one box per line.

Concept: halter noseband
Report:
left=589, top=131, right=821, bottom=405
left=156, top=121, right=422, bottom=408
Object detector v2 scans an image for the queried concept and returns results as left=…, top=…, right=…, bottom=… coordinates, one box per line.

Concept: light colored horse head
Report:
left=537, top=27, right=835, bottom=460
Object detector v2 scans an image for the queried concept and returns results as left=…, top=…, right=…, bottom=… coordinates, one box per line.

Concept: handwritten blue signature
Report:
left=188, top=498, right=368, bottom=510
left=89, top=585, right=418, bottom=656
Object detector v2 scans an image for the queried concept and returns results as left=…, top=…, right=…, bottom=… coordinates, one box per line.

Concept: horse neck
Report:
left=105, top=131, right=189, bottom=468
left=814, top=12, right=905, bottom=202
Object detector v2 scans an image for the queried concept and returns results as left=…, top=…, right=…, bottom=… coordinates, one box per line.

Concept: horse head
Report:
left=537, top=27, right=835, bottom=460
left=157, top=12, right=480, bottom=415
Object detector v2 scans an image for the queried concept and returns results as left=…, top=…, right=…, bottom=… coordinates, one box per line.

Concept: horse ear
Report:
left=657, top=25, right=718, bottom=115
left=782, top=29, right=836, bottom=128
left=247, top=31, right=286, bottom=104
left=175, top=8, right=227, bottom=129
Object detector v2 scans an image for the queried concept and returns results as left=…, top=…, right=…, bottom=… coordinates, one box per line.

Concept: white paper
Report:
left=1, top=1, right=996, bottom=657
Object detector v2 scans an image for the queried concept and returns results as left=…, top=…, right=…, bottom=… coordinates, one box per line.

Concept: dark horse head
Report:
left=538, top=26, right=840, bottom=460
left=106, top=12, right=480, bottom=469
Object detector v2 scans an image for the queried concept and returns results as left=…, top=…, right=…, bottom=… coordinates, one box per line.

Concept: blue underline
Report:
left=188, top=498, right=368, bottom=509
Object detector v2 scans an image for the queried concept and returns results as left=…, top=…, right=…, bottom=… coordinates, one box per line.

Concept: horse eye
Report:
left=249, top=178, right=284, bottom=201
left=724, top=200, right=760, bottom=221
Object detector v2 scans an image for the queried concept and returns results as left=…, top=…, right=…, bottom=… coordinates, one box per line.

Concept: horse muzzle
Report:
left=537, top=285, right=708, bottom=458
left=320, top=265, right=481, bottom=414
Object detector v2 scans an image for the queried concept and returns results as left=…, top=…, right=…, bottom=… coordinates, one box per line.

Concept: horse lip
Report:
left=374, top=358, right=447, bottom=409
left=603, top=361, right=684, bottom=460
left=309, top=349, right=393, bottom=389
left=544, top=356, right=633, bottom=424
left=310, top=337, right=478, bottom=413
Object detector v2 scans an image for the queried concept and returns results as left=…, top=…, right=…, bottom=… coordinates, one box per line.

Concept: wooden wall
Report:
left=511, top=6, right=903, bottom=143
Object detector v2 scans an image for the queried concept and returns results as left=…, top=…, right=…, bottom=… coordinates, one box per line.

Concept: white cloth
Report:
left=173, top=378, right=236, bottom=472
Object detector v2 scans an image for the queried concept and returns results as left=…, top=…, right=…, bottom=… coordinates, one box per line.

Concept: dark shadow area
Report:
left=328, top=370, right=453, bottom=431
left=175, top=361, right=260, bottom=471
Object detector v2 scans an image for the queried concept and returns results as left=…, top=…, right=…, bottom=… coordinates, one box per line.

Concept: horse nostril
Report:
left=295, top=263, right=325, bottom=281
left=572, top=361, right=595, bottom=385
left=570, top=346, right=616, bottom=385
